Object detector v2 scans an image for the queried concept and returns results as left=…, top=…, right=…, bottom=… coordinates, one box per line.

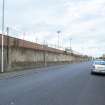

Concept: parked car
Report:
left=91, top=60, right=105, bottom=74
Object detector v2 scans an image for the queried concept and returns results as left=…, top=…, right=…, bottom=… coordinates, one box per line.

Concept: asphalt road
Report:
left=0, top=62, right=105, bottom=105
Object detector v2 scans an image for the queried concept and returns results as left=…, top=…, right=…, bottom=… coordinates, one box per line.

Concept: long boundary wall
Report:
left=0, top=34, right=89, bottom=72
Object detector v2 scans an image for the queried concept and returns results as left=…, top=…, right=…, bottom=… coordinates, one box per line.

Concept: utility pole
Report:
left=1, top=0, right=5, bottom=72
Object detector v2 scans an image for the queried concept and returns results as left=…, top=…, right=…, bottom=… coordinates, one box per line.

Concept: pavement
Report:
left=0, top=64, right=67, bottom=80
left=0, top=61, right=105, bottom=105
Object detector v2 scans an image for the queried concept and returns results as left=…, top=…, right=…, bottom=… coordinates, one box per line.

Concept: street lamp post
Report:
left=70, top=38, right=72, bottom=52
left=1, top=0, right=5, bottom=73
left=57, top=30, right=61, bottom=48
left=69, top=38, right=72, bottom=63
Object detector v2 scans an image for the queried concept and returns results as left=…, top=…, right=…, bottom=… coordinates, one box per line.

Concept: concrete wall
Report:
left=0, top=47, right=76, bottom=71
left=0, top=34, right=89, bottom=72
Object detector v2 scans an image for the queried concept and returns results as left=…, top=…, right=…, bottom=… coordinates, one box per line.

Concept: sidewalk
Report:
left=0, top=70, right=30, bottom=80
left=0, top=61, right=84, bottom=80
left=0, top=64, right=70, bottom=80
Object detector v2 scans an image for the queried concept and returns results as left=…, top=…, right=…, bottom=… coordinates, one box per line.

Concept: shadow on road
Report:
left=91, top=73, right=105, bottom=77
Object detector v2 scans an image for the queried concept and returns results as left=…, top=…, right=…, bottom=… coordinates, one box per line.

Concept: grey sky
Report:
left=0, top=0, right=105, bottom=57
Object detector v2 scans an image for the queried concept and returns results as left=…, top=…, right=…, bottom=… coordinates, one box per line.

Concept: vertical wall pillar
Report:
left=7, top=36, right=11, bottom=71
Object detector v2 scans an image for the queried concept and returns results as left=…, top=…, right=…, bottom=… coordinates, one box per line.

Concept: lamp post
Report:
left=70, top=38, right=72, bottom=52
left=57, top=30, right=61, bottom=48
left=69, top=38, right=72, bottom=63
left=43, top=40, right=47, bottom=67
left=1, top=0, right=5, bottom=72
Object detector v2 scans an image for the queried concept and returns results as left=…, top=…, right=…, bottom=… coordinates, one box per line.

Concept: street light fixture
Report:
left=1, top=0, right=5, bottom=72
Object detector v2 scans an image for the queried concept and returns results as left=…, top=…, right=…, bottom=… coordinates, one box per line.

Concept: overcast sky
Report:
left=0, top=0, right=105, bottom=57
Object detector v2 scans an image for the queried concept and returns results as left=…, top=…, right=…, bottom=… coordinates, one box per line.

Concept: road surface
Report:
left=0, top=62, right=105, bottom=105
